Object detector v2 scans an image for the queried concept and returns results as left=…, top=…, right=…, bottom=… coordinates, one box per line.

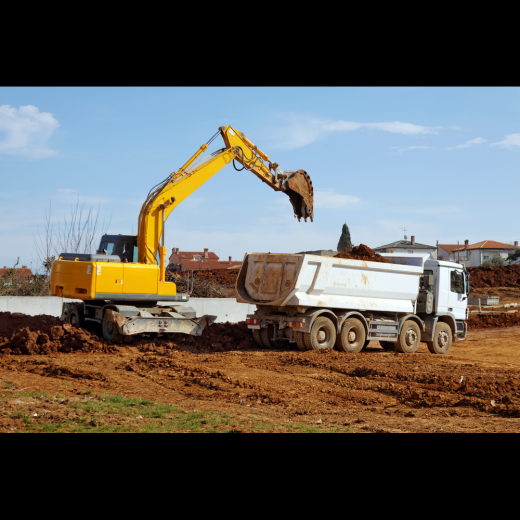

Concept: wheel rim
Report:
left=346, top=327, right=359, bottom=347
left=317, top=326, right=331, bottom=347
left=438, top=330, right=448, bottom=347
left=405, top=328, right=417, bottom=346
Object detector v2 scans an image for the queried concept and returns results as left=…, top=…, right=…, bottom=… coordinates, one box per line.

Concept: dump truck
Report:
left=238, top=253, right=469, bottom=355
left=50, top=126, right=314, bottom=342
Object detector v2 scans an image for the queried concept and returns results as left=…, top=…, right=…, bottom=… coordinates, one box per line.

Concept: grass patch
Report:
left=3, top=391, right=352, bottom=433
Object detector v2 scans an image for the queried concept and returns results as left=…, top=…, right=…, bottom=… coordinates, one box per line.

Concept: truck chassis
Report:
left=246, top=307, right=467, bottom=355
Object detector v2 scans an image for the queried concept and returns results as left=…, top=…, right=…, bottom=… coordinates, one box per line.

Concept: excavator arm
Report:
left=137, top=126, right=314, bottom=275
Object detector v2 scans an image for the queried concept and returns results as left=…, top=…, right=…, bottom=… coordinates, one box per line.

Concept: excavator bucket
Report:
left=282, top=170, right=314, bottom=222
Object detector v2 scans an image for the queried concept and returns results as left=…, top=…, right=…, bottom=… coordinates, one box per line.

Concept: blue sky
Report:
left=1, top=87, right=519, bottom=271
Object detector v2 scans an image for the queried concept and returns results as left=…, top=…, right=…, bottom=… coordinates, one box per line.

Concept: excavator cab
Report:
left=97, top=234, right=138, bottom=263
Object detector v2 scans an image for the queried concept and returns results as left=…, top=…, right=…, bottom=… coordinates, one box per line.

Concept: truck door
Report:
left=448, top=269, right=466, bottom=319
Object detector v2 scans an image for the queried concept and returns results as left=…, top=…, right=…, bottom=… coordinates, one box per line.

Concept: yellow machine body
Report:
left=51, top=259, right=176, bottom=300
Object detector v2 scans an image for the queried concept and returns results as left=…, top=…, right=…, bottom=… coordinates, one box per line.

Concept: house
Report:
left=0, top=265, right=33, bottom=286
left=167, top=248, right=242, bottom=272
left=373, top=236, right=437, bottom=259
left=438, top=240, right=519, bottom=267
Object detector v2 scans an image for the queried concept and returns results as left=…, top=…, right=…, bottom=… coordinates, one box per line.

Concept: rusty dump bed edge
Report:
left=235, top=253, right=424, bottom=314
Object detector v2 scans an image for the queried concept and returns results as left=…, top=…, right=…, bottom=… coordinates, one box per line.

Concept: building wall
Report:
left=387, top=248, right=437, bottom=260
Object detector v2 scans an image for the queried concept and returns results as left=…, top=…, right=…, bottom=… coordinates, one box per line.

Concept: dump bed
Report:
left=235, top=253, right=425, bottom=314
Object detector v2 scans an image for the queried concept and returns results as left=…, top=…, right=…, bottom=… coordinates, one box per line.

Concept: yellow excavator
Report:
left=50, top=126, right=314, bottom=342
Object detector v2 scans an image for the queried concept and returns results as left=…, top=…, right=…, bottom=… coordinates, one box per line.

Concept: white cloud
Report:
left=492, top=134, right=520, bottom=149
left=0, top=105, right=59, bottom=158
left=393, top=145, right=432, bottom=152
left=448, top=137, right=486, bottom=150
left=314, top=190, right=361, bottom=209
left=269, top=115, right=441, bottom=150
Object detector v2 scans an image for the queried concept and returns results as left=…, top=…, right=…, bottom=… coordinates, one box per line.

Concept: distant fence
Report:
left=0, top=296, right=256, bottom=323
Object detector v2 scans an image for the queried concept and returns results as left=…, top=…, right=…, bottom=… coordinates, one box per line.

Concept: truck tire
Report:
left=252, top=329, right=264, bottom=348
left=102, top=311, right=123, bottom=343
left=395, top=320, right=421, bottom=354
left=427, top=322, right=453, bottom=355
left=260, top=325, right=286, bottom=349
left=336, top=317, right=365, bottom=353
left=67, top=303, right=84, bottom=328
left=304, top=317, right=336, bottom=350
left=362, top=339, right=371, bottom=350
left=379, top=341, right=395, bottom=351
left=295, top=331, right=307, bottom=351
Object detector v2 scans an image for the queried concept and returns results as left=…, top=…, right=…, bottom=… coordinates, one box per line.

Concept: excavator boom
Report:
left=138, top=126, right=314, bottom=268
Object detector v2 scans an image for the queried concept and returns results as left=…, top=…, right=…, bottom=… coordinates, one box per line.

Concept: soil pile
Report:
left=468, top=265, right=520, bottom=288
left=468, top=312, right=520, bottom=329
left=335, top=244, right=391, bottom=264
left=135, top=322, right=255, bottom=355
left=0, top=312, right=118, bottom=356
left=195, top=269, right=237, bottom=288
left=167, top=271, right=236, bottom=298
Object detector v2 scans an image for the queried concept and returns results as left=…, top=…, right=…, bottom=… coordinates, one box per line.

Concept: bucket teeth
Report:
left=283, top=169, right=314, bottom=222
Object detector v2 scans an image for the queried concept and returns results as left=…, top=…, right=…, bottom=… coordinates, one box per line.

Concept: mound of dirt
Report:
left=135, top=321, right=256, bottom=355
left=195, top=269, right=238, bottom=288
left=468, top=312, right=520, bottom=329
left=335, top=244, right=391, bottom=264
left=468, top=265, right=520, bottom=288
left=0, top=312, right=118, bottom=356
left=167, top=270, right=236, bottom=298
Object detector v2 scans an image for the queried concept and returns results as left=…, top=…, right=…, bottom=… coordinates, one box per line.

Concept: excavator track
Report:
left=283, top=169, right=314, bottom=222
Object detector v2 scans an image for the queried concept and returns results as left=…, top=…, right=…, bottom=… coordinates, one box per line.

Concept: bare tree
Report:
left=34, top=199, right=111, bottom=275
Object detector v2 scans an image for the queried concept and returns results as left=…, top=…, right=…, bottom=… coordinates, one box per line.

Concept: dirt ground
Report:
left=2, top=313, right=520, bottom=433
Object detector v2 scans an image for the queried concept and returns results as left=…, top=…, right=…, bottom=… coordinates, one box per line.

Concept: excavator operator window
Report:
left=99, top=241, right=115, bottom=255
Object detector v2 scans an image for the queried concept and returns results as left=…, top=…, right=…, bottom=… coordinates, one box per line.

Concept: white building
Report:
left=438, top=240, right=519, bottom=267
left=373, top=236, right=437, bottom=259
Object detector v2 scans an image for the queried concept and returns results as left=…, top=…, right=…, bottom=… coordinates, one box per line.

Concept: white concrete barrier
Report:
left=0, top=296, right=256, bottom=323
left=0, top=296, right=77, bottom=317
left=183, top=298, right=257, bottom=323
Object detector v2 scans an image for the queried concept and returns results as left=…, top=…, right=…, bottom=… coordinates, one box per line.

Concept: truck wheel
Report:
left=67, top=304, right=84, bottom=328
left=427, top=322, right=453, bottom=354
left=304, top=317, right=336, bottom=350
left=336, top=318, right=365, bottom=353
left=295, top=331, right=307, bottom=351
left=396, top=320, right=421, bottom=354
left=380, top=341, right=395, bottom=351
left=260, top=325, right=286, bottom=349
left=252, top=329, right=264, bottom=348
left=102, top=312, right=123, bottom=343
left=362, top=339, right=371, bottom=350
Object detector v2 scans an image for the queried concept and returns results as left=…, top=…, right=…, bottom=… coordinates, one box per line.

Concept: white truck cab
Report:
left=424, top=259, right=468, bottom=321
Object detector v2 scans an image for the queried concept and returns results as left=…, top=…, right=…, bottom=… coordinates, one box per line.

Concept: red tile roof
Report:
left=0, top=268, right=33, bottom=278
left=438, top=244, right=460, bottom=253
left=466, top=240, right=517, bottom=250
left=439, top=241, right=517, bottom=252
